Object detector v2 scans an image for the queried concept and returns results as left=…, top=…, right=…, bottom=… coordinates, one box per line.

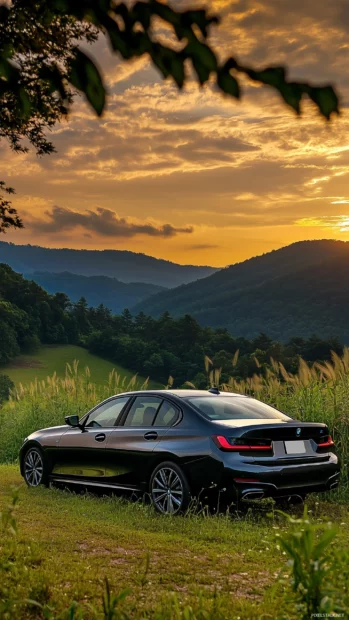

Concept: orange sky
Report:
left=2, top=0, right=349, bottom=267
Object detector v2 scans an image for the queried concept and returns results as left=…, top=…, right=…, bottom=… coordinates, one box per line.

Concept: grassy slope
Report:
left=1, top=465, right=349, bottom=618
left=3, top=345, right=159, bottom=389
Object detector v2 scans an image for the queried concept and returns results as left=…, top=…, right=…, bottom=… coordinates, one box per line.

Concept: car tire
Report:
left=150, top=461, right=191, bottom=515
left=23, top=446, right=49, bottom=488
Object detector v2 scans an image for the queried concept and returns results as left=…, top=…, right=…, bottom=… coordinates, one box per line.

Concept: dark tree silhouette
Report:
left=0, top=183, right=22, bottom=233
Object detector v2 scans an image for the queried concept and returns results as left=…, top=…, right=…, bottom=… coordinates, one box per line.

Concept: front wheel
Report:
left=150, top=461, right=191, bottom=515
left=23, top=446, right=48, bottom=487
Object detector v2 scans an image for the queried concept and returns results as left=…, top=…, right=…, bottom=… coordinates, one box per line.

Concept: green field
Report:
left=1, top=465, right=348, bottom=619
left=2, top=345, right=159, bottom=389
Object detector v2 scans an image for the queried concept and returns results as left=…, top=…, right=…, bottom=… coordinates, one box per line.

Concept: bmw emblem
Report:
left=296, top=428, right=301, bottom=437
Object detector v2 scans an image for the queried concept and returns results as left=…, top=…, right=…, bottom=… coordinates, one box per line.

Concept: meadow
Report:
left=1, top=465, right=349, bottom=619
left=1, top=352, right=349, bottom=618
left=3, top=344, right=156, bottom=388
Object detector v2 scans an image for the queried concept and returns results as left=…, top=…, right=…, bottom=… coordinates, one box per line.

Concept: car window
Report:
left=124, top=396, right=162, bottom=427
left=85, top=397, right=130, bottom=428
left=154, top=400, right=179, bottom=427
left=188, top=396, right=291, bottom=421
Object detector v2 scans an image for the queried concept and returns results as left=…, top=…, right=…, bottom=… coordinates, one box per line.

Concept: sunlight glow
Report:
left=296, top=215, right=349, bottom=232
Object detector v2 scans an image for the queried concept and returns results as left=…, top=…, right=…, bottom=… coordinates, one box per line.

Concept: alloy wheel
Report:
left=151, top=467, right=184, bottom=514
left=24, top=449, right=44, bottom=487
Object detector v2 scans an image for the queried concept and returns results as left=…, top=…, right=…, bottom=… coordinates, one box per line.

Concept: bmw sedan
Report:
left=19, top=389, right=340, bottom=514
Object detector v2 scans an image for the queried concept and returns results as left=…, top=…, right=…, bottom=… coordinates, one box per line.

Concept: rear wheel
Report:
left=23, top=446, right=48, bottom=487
left=150, top=461, right=191, bottom=515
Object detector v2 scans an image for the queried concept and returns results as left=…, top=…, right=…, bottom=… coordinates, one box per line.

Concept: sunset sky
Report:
left=2, top=0, right=349, bottom=267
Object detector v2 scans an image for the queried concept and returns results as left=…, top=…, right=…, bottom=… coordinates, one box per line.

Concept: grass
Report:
left=2, top=344, right=158, bottom=389
left=1, top=464, right=349, bottom=619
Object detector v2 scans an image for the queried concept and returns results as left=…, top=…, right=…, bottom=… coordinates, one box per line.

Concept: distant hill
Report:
left=27, top=271, right=165, bottom=314
left=0, top=242, right=217, bottom=287
left=132, top=240, right=349, bottom=342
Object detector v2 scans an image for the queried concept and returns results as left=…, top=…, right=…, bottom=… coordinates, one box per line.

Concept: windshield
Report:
left=187, top=396, right=291, bottom=421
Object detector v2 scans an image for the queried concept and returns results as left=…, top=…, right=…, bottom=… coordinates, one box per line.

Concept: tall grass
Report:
left=0, top=360, right=149, bottom=462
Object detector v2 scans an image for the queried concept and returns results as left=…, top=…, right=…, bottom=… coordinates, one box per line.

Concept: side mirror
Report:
left=65, top=414, right=81, bottom=428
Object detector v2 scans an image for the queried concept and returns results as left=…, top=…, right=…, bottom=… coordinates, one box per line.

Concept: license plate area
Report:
left=284, top=440, right=306, bottom=454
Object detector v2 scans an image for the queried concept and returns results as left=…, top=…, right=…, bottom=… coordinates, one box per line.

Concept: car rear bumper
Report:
left=221, top=455, right=340, bottom=500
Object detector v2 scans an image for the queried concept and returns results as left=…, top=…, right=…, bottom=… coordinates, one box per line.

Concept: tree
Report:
left=0, top=0, right=98, bottom=230
left=0, top=0, right=340, bottom=232
left=0, top=321, right=20, bottom=363
left=120, top=309, right=134, bottom=333
left=0, top=375, right=14, bottom=403
left=252, top=333, right=274, bottom=352
left=73, top=297, right=91, bottom=337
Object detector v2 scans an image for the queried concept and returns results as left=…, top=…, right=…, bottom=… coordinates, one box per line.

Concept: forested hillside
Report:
left=0, top=263, right=80, bottom=362
left=133, top=240, right=349, bottom=342
left=0, top=263, right=343, bottom=387
left=27, top=271, right=165, bottom=314
left=0, top=242, right=217, bottom=287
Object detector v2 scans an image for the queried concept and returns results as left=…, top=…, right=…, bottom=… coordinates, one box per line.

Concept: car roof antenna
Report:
left=208, top=386, right=220, bottom=394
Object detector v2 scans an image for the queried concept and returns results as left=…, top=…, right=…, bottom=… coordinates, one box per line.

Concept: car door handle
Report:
left=95, top=433, right=106, bottom=442
left=144, top=431, right=158, bottom=441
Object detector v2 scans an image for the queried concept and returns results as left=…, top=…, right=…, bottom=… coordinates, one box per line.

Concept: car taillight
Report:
left=213, top=436, right=272, bottom=452
left=317, top=436, right=335, bottom=449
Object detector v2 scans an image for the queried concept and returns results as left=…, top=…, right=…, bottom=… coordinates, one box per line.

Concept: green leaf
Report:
left=70, top=49, right=106, bottom=116
left=279, top=83, right=303, bottom=114
left=151, top=46, right=185, bottom=87
left=239, top=65, right=303, bottom=114
left=217, top=69, right=240, bottom=98
left=0, top=56, right=17, bottom=81
left=181, top=9, right=219, bottom=37
left=170, top=55, right=185, bottom=88
left=313, top=526, right=338, bottom=557
left=187, top=41, right=217, bottom=72
left=18, top=87, right=32, bottom=118
left=309, top=86, right=339, bottom=120
left=185, top=41, right=217, bottom=85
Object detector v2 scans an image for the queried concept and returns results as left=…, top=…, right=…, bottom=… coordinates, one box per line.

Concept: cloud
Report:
left=28, top=206, right=194, bottom=238
left=5, top=0, right=349, bottom=267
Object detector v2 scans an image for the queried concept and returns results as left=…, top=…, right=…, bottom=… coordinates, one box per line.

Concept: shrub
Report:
left=0, top=374, right=14, bottom=404
left=278, top=507, right=348, bottom=618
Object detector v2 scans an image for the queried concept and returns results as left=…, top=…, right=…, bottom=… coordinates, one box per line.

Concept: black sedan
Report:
left=19, top=389, right=340, bottom=514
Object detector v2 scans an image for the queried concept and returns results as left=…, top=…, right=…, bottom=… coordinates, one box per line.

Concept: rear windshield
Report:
left=187, top=396, right=291, bottom=421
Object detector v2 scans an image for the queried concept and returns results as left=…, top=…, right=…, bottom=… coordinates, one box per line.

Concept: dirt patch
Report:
left=7, top=358, right=44, bottom=369
left=76, top=542, right=136, bottom=557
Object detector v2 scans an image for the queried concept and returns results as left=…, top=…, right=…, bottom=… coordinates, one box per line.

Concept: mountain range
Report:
left=26, top=271, right=165, bottom=314
left=2, top=239, right=349, bottom=342
left=132, top=240, right=349, bottom=342
left=0, top=242, right=217, bottom=287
